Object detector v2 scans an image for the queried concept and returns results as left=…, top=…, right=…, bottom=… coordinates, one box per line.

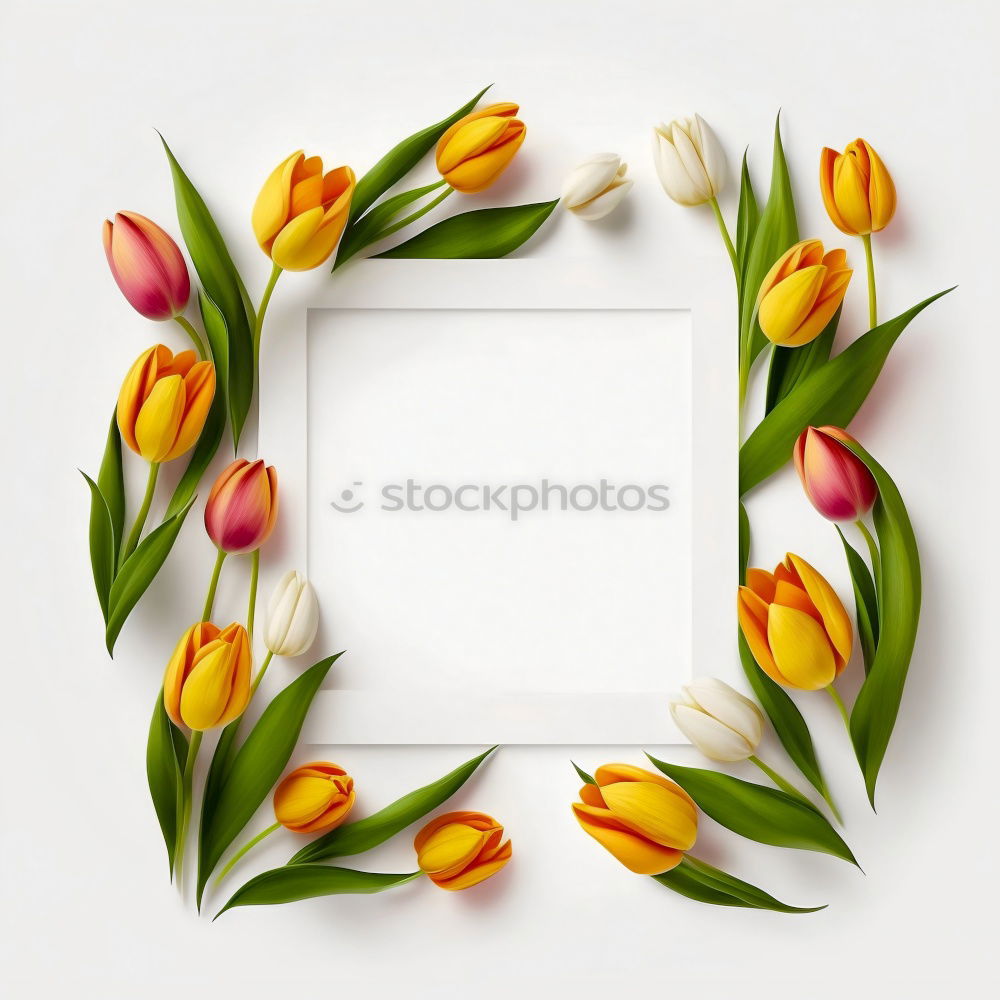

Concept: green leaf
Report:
left=348, top=85, right=491, bottom=226
left=843, top=443, right=921, bottom=807
left=655, top=856, right=825, bottom=913
left=376, top=201, right=559, bottom=260
left=82, top=472, right=115, bottom=622
left=837, top=527, right=879, bottom=673
left=104, top=496, right=196, bottom=654
left=196, top=712, right=244, bottom=892
left=196, top=653, right=343, bottom=909
left=289, top=746, right=497, bottom=865
left=740, top=289, right=953, bottom=495
left=572, top=761, right=596, bottom=785
left=216, top=866, right=420, bottom=918
left=97, top=412, right=126, bottom=570
left=146, top=689, right=188, bottom=877
left=764, top=306, right=840, bottom=414
left=735, top=149, right=759, bottom=289
left=738, top=501, right=751, bottom=582
left=165, top=383, right=226, bottom=518
left=647, top=757, right=857, bottom=865
left=161, top=135, right=253, bottom=449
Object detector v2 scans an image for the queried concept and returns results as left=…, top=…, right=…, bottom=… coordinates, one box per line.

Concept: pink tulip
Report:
left=793, top=425, right=877, bottom=522
left=102, top=211, right=190, bottom=321
left=205, top=459, right=279, bottom=554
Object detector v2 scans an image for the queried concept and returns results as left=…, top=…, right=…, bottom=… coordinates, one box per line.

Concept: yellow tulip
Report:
left=414, top=811, right=512, bottom=890
left=252, top=152, right=356, bottom=271
left=273, top=762, right=355, bottom=835
left=737, top=554, right=853, bottom=691
left=820, top=139, right=896, bottom=236
left=756, top=239, right=852, bottom=347
left=116, top=344, right=215, bottom=463
left=435, top=103, right=526, bottom=193
left=572, top=764, right=697, bottom=875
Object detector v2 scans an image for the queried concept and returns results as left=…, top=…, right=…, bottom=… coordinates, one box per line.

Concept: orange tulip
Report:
left=204, top=459, right=278, bottom=554
left=572, top=764, right=697, bottom=875
left=414, top=811, right=512, bottom=890
left=273, top=763, right=356, bottom=835
left=820, top=139, right=896, bottom=237
left=435, top=103, right=526, bottom=193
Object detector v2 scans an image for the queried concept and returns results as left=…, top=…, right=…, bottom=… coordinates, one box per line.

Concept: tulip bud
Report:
left=414, top=811, right=512, bottom=891
left=103, top=211, right=191, bottom=321
left=435, top=103, right=526, bottom=194
left=252, top=152, right=356, bottom=271
left=794, top=426, right=877, bottom=522
left=651, top=115, right=726, bottom=206
left=561, top=154, right=633, bottom=221
left=204, top=459, right=278, bottom=554
left=264, top=570, right=319, bottom=657
left=820, top=139, right=896, bottom=237
left=572, top=764, right=697, bottom=875
left=116, top=345, right=215, bottom=463
left=669, top=678, right=764, bottom=762
left=163, top=622, right=252, bottom=731
left=756, top=239, right=852, bottom=347
left=737, top=554, right=853, bottom=691
left=273, top=762, right=355, bottom=834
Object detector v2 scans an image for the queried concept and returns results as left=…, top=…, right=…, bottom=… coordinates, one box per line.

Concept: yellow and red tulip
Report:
left=738, top=554, right=853, bottom=691
left=116, top=345, right=215, bottom=463
left=204, top=459, right=278, bottom=554
left=414, top=811, right=512, bottom=890
left=252, top=152, right=356, bottom=271
left=820, top=139, right=896, bottom=236
left=103, top=211, right=191, bottom=321
left=273, top=763, right=356, bottom=835
left=757, top=239, right=852, bottom=348
left=794, top=426, right=877, bottom=522
left=572, top=764, right=697, bottom=875
left=163, top=621, right=252, bottom=731
left=435, top=103, right=526, bottom=193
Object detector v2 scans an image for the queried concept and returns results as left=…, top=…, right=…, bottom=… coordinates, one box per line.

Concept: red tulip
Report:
left=205, top=459, right=278, bottom=554
left=793, top=426, right=877, bottom=522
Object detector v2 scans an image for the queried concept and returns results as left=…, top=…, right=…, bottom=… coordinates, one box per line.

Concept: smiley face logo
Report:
left=330, top=482, right=365, bottom=513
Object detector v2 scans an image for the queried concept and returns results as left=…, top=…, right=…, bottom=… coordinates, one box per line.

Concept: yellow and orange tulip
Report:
left=252, top=152, right=355, bottom=271
left=163, top=621, right=252, bottom=731
left=572, top=764, right=697, bottom=875
left=738, top=554, right=853, bottom=691
left=435, top=103, right=526, bottom=193
left=757, top=239, right=852, bottom=348
left=820, top=139, right=896, bottom=236
left=116, top=345, right=215, bottom=463
left=204, top=459, right=278, bottom=554
left=414, top=811, right=512, bottom=891
left=273, top=762, right=356, bottom=835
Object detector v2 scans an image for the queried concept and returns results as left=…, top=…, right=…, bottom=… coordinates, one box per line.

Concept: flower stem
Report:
left=709, top=197, right=738, bottom=278
left=246, top=549, right=260, bottom=643
left=861, top=233, right=877, bottom=329
left=371, top=187, right=454, bottom=245
left=202, top=548, right=227, bottom=622
left=253, top=262, right=283, bottom=374
left=214, top=821, right=280, bottom=886
left=174, top=728, right=203, bottom=885
left=174, top=315, right=208, bottom=360
left=826, top=684, right=851, bottom=731
left=120, top=462, right=160, bottom=563
left=251, top=650, right=274, bottom=697
left=748, top=754, right=810, bottom=802
left=855, top=518, right=880, bottom=574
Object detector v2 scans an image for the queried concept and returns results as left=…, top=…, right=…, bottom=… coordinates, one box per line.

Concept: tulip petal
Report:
left=569, top=179, right=633, bottom=221
left=275, top=774, right=341, bottom=828
left=670, top=121, right=713, bottom=203
left=820, top=148, right=852, bottom=234
left=652, top=128, right=705, bottom=206
left=758, top=265, right=826, bottom=346
left=134, top=374, right=185, bottom=463
left=434, top=839, right=512, bottom=890
left=767, top=605, right=837, bottom=690
left=573, top=803, right=684, bottom=875
left=745, top=568, right=776, bottom=603
left=862, top=141, right=897, bottom=231
left=601, top=781, right=698, bottom=850
left=437, top=116, right=512, bottom=174
left=683, top=678, right=764, bottom=748
left=672, top=704, right=754, bottom=761
left=786, top=554, right=853, bottom=671
left=561, top=154, right=624, bottom=209
left=443, top=123, right=525, bottom=194
left=737, top=587, right=786, bottom=685
left=417, top=823, right=490, bottom=880
left=691, top=114, right=726, bottom=197
left=252, top=152, right=302, bottom=251
left=833, top=153, right=872, bottom=236
left=163, top=360, right=215, bottom=461
left=435, top=103, right=520, bottom=172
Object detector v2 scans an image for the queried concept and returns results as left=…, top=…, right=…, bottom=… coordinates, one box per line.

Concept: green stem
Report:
left=253, top=262, right=283, bottom=374
left=246, top=549, right=260, bottom=642
left=120, top=462, right=160, bottom=563
left=855, top=518, right=880, bottom=574
left=174, top=729, right=203, bottom=884
left=709, top=197, right=738, bottom=277
left=202, top=548, right=227, bottom=622
left=371, top=187, right=454, bottom=244
left=817, top=783, right=844, bottom=826
left=748, top=754, right=807, bottom=801
left=174, top=315, right=208, bottom=360
left=214, top=821, right=280, bottom=886
left=826, top=684, right=851, bottom=731
left=250, top=650, right=274, bottom=697
left=861, top=233, right=877, bottom=329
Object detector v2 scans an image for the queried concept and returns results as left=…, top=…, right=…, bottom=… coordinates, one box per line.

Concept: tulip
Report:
left=669, top=678, right=763, bottom=762
left=737, top=554, right=853, bottom=691
left=264, top=570, right=319, bottom=658
left=561, top=154, right=633, bottom=221
left=252, top=151, right=356, bottom=271
left=205, top=459, right=278, bottom=555
left=572, top=764, right=697, bottom=875
left=273, top=762, right=355, bottom=834
left=163, top=621, right=252, bottom=731
left=756, top=239, right=852, bottom=347
left=103, top=211, right=190, bottom=321
left=820, top=139, right=896, bottom=237
left=414, top=811, right=512, bottom=890
left=116, top=345, right=215, bottom=464
left=794, top=426, right=878, bottom=522
left=652, top=115, right=726, bottom=207
left=435, top=103, right=526, bottom=194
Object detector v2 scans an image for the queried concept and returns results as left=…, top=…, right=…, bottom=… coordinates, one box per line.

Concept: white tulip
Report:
left=561, top=153, right=633, bottom=221
left=669, top=677, right=763, bottom=762
left=652, top=115, right=727, bottom=206
left=264, top=570, right=320, bottom=657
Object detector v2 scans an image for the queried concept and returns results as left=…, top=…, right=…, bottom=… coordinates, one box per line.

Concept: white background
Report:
left=2, top=0, right=996, bottom=996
